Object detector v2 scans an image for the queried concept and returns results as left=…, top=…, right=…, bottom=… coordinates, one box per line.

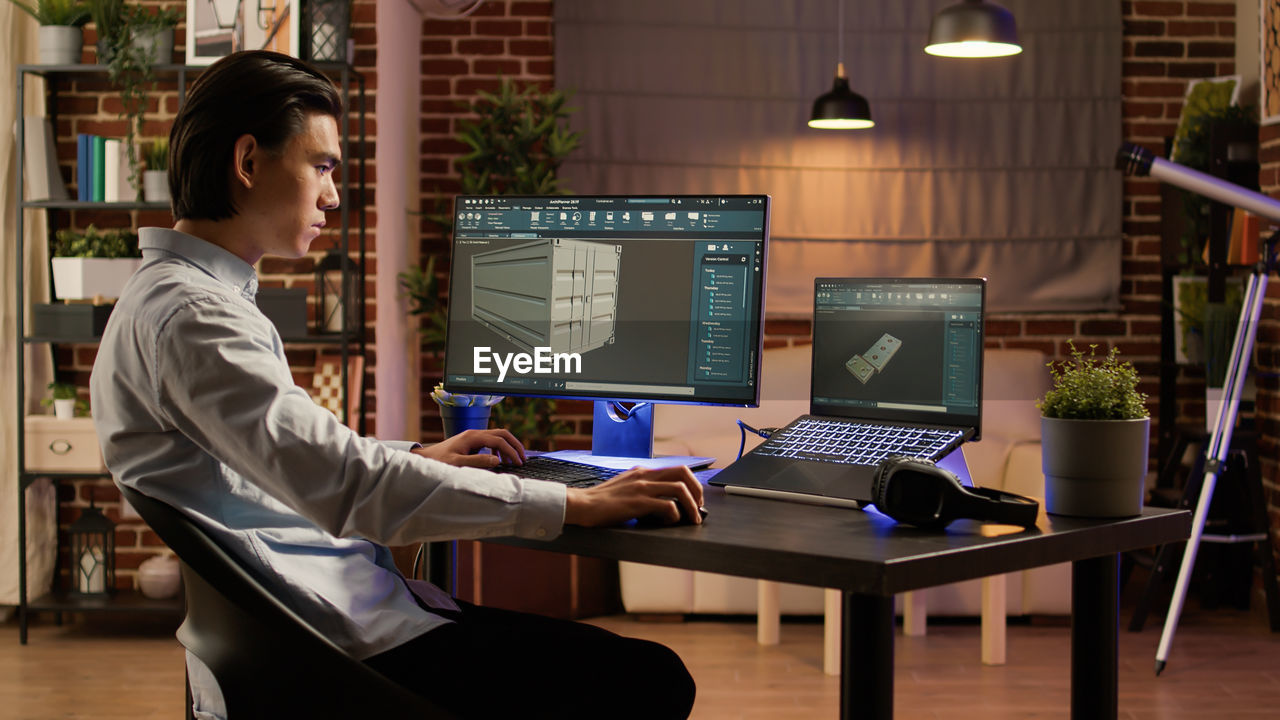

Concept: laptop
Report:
left=711, top=277, right=985, bottom=506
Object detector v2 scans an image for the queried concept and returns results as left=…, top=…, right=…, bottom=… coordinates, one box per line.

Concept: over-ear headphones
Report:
left=870, top=455, right=1039, bottom=529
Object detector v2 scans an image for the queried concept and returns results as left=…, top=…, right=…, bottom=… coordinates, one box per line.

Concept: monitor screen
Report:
left=443, top=195, right=770, bottom=408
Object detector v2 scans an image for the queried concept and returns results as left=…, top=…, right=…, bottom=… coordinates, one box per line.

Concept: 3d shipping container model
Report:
left=470, top=238, right=621, bottom=354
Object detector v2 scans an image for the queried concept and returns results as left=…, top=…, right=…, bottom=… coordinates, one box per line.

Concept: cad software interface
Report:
left=811, top=279, right=983, bottom=421
left=443, top=195, right=769, bottom=406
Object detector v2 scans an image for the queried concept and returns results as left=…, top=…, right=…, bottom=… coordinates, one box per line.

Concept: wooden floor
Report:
left=2, top=594, right=1277, bottom=719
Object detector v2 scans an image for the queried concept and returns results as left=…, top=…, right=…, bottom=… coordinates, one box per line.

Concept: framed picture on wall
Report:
left=1262, top=0, right=1280, bottom=124
left=186, top=0, right=302, bottom=66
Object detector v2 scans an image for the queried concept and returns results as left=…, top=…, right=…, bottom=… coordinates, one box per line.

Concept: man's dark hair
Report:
left=169, top=51, right=343, bottom=221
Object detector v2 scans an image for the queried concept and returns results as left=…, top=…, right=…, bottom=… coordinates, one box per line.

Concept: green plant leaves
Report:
left=10, top=0, right=91, bottom=26
left=1038, top=341, right=1149, bottom=420
left=52, top=224, right=140, bottom=258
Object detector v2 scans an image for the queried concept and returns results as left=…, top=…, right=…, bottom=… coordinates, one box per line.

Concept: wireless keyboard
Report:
left=491, top=455, right=624, bottom=488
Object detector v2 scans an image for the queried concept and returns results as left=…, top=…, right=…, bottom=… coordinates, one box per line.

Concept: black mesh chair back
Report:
left=119, top=484, right=454, bottom=720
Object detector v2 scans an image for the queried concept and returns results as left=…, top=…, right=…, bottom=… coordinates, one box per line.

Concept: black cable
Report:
left=735, top=419, right=778, bottom=461
left=608, top=401, right=650, bottom=420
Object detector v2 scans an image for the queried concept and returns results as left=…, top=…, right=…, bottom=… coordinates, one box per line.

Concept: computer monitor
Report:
left=443, top=194, right=770, bottom=465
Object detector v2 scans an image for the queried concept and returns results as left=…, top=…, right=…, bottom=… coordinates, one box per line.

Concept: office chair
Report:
left=118, top=485, right=455, bottom=720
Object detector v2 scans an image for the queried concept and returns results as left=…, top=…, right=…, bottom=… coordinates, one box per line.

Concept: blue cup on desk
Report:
left=439, top=403, right=492, bottom=437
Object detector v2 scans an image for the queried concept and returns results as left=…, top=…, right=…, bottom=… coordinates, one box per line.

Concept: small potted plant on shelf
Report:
left=50, top=224, right=142, bottom=301
left=90, top=0, right=180, bottom=198
left=7, top=0, right=90, bottom=64
left=142, top=137, right=168, bottom=203
left=42, top=381, right=87, bottom=419
left=1038, top=341, right=1150, bottom=518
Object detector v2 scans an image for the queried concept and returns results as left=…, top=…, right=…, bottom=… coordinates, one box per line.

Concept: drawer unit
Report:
left=471, top=238, right=620, bottom=354
left=24, top=416, right=108, bottom=473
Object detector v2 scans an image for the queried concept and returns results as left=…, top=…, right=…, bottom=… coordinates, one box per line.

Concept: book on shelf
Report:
left=91, top=135, right=105, bottom=203
left=76, top=133, right=90, bottom=201
left=22, top=116, right=68, bottom=202
left=1207, top=208, right=1263, bottom=266
left=104, top=138, right=120, bottom=202
left=73, top=134, right=138, bottom=203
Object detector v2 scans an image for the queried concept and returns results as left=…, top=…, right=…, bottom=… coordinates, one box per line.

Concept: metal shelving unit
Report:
left=13, top=63, right=367, bottom=643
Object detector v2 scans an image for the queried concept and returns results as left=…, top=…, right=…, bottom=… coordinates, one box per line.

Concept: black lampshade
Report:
left=808, top=64, right=874, bottom=130
left=925, top=0, right=1022, bottom=58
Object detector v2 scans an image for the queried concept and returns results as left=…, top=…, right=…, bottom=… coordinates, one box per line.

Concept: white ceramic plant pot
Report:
left=143, top=170, right=169, bottom=203
left=37, top=26, right=83, bottom=65
left=53, top=398, right=75, bottom=420
left=51, top=257, right=142, bottom=301
left=1042, top=416, right=1150, bottom=518
left=133, top=27, right=175, bottom=65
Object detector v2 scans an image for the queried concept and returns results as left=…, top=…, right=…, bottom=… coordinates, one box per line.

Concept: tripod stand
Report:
left=1151, top=230, right=1280, bottom=675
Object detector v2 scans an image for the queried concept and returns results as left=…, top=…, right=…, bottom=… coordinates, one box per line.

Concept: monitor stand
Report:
left=541, top=401, right=715, bottom=471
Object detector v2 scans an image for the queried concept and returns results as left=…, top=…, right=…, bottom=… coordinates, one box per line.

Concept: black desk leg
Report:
left=1072, top=553, right=1119, bottom=720
left=425, top=540, right=455, bottom=593
left=843, top=592, right=894, bottom=720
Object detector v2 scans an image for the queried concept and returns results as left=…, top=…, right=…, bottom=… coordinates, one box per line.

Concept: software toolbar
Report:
left=454, top=196, right=767, bottom=237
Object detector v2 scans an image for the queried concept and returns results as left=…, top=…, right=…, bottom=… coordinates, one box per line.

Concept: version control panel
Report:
left=686, top=240, right=763, bottom=386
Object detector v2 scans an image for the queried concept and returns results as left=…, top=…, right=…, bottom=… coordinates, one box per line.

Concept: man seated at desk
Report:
left=90, top=50, right=701, bottom=720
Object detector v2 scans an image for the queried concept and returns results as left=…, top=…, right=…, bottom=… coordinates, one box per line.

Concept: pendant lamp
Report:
left=925, top=0, right=1022, bottom=58
left=808, top=0, right=873, bottom=130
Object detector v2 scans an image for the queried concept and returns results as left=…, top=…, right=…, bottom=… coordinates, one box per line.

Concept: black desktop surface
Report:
left=491, top=477, right=1191, bottom=597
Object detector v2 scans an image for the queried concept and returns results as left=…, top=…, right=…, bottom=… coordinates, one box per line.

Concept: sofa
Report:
left=620, top=343, right=1069, bottom=666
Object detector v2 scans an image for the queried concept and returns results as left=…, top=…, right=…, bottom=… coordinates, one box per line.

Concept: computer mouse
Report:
left=637, top=498, right=708, bottom=526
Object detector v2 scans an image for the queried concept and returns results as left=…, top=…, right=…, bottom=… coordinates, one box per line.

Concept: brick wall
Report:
left=415, top=0, right=561, bottom=446
left=1123, top=0, right=1280, bottom=593
left=1258, top=120, right=1280, bottom=582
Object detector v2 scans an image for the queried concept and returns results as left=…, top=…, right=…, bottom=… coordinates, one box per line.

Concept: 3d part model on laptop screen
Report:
left=711, top=278, right=985, bottom=506
left=812, top=282, right=981, bottom=414
left=844, top=333, right=901, bottom=384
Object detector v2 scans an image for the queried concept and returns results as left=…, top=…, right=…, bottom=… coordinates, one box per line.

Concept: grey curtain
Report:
left=554, top=0, right=1122, bottom=314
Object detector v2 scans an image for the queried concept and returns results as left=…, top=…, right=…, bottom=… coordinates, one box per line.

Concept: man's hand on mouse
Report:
left=564, top=466, right=705, bottom=527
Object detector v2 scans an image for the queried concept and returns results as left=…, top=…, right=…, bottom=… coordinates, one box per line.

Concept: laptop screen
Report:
left=810, top=277, right=985, bottom=439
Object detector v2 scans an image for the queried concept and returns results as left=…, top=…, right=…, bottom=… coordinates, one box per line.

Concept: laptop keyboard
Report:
left=752, top=418, right=963, bottom=467
left=490, top=455, right=624, bottom=488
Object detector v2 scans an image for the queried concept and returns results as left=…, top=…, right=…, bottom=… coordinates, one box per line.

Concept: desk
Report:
left=490, top=484, right=1190, bottom=720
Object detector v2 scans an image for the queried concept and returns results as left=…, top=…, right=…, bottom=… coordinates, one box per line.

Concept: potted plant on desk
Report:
left=430, top=383, right=503, bottom=439
left=7, top=0, right=90, bottom=64
left=1038, top=341, right=1151, bottom=517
